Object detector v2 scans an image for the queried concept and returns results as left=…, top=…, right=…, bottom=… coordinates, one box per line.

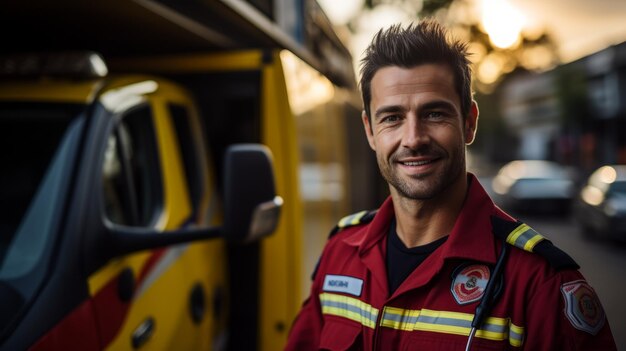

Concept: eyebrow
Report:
left=373, top=100, right=458, bottom=120
left=373, top=105, right=406, bottom=120
left=420, top=100, right=457, bottom=113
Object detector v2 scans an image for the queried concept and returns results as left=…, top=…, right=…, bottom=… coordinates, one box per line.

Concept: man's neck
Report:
left=391, top=173, right=469, bottom=248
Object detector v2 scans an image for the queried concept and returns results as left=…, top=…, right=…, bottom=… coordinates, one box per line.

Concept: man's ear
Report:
left=464, top=101, right=479, bottom=145
left=362, top=110, right=376, bottom=151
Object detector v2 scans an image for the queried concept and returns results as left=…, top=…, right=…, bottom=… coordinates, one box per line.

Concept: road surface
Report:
left=513, top=211, right=626, bottom=350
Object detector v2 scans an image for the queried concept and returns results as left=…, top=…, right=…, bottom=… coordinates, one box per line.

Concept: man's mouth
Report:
left=400, top=159, right=437, bottom=166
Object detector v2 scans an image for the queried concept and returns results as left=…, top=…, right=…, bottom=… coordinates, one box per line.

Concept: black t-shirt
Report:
left=386, top=219, right=448, bottom=294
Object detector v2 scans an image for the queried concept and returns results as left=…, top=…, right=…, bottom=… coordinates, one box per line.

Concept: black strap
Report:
left=490, top=216, right=579, bottom=271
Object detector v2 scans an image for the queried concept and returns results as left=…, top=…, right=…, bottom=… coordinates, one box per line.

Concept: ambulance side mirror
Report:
left=222, top=144, right=283, bottom=243
left=106, top=144, right=282, bottom=256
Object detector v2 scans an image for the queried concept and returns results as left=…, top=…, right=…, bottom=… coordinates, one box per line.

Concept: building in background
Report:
left=495, top=41, right=626, bottom=175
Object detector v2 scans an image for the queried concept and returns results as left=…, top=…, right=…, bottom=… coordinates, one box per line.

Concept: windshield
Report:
left=0, top=103, right=84, bottom=277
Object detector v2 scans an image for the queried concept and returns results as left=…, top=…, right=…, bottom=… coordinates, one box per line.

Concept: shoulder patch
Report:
left=561, top=280, right=605, bottom=335
left=328, top=210, right=377, bottom=238
left=491, top=216, right=579, bottom=271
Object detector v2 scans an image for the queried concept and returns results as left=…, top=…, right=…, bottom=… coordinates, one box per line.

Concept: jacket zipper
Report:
left=372, top=305, right=385, bottom=350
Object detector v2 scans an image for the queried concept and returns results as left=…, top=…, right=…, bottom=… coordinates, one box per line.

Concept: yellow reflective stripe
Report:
left=416, top=309, right=479, bottom=338
left=319, top=293, right=527, bottom=346
left=380, top=307, right=525, bottom=347
left=475, top=316, right=513, bottom=341
left=319, top=292, right=379, bottom=329
left=338, top=210, right=368, bottom=228
left=380, top=306, right=421, bottom=331
left=509, top=323, right=525, bottom=347
left=507, top=223, right=545, bottom=252
left=349, top=211, right=368, bottom=225
left=506, top=224, right=529, bottom=246
left=523, top=233, right=544, bottom=252
left=510, top=323, right=524, bottom=334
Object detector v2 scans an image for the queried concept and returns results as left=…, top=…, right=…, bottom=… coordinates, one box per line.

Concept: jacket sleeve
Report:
left=284, top=253, right=326, bottom=351
left=524, top=270, right=617, bottom=350
left=284, top=293, right=323, bottom=351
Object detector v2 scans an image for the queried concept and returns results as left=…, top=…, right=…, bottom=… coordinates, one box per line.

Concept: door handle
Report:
left=132, top=317, right=155, bottom=349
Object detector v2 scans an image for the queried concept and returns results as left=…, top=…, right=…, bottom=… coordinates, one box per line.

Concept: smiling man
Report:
left=285, top=21, right=616, bottom=350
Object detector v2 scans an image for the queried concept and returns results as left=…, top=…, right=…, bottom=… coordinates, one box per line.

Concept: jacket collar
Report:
left=342, top=174, right=500, bottom=297
left=345, top=174, right=498, bottom=263
left=439, top=174, right=498, bottom=264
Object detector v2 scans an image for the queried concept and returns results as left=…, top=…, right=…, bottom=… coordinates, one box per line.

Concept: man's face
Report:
left=362, top=64, right=478, bottom=200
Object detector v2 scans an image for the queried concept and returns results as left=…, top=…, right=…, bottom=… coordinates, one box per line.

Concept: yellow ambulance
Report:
left=0, top=1, right=379, bottom=350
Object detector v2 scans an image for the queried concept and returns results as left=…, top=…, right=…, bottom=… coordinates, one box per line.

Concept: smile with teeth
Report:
left=401, top=159, right=436, bottom=166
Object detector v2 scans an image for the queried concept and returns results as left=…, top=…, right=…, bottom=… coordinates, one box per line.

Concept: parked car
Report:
left=574, top=165, right=626, bottom=240
left=491, top=160, right=576, bottom=214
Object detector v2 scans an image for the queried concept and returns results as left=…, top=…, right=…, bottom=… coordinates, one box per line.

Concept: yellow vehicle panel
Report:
left=0, top=79, right=102, bottom=103
left=110, top=50, right=307, bottom=350
left=259, top=50, right=304, bottom=350
left=84, top=76, right=226, bottom=350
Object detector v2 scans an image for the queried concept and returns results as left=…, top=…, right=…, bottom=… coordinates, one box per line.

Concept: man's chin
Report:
left=396, top=190, right=438, bottom=201
left=392, top=181, right=439, bottom=200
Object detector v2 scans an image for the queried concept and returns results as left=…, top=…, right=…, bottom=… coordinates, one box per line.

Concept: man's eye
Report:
left=426, top=111, right=444, bottom=119
left=382, top=115, right=401, bottom=123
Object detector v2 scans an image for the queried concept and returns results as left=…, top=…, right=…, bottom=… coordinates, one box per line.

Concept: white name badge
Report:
left=322, top=274, right=363, bottom=297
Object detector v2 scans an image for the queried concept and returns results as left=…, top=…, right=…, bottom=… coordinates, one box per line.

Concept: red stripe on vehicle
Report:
left=29, top=299, right=100, bottom=351
left=92, top=247, right=167, bottom=347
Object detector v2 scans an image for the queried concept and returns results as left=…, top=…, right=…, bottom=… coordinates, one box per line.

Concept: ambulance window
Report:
left=0, top=104, right=76, bottom=249
left=102, top=105, right=162, bottom=227
left=169, top=103, right=203, bottom=216
left=0, top=102, right=82, bottom=277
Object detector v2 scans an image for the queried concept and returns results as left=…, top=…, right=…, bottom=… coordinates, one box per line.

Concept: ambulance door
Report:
left=108, top=50, right=304, bottom=350
left=88, top=79, right=226, bottom=350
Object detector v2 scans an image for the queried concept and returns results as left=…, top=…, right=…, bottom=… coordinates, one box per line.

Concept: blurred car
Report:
left=574, top=165, right=626, bottom=240
left=491, top=160, right=576, bottom=214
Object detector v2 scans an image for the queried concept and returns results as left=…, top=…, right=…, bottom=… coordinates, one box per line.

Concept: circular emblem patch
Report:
left=451, top=264, right=491, bottom=305
left=561, top=280, right=605, bottom=335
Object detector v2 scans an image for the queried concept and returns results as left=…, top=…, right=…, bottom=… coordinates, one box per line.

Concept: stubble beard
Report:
left=377, top=143, right=466, bottom=200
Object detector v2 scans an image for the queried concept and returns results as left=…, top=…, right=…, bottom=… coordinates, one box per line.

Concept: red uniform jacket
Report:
left=286, top=175, right=616, bottom=350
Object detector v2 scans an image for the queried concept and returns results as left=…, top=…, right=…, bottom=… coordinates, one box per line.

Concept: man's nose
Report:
left=401, top=116, right=429, bottom=149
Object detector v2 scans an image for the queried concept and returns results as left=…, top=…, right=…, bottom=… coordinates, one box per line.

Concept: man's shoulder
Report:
left=310, top=209, right=378, bottom=281
left=490, top=215, right=579, bottom=272
left=327, top=209, right=378, bottom=240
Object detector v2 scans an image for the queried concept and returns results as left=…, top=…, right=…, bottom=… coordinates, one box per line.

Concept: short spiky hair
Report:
left=359, top=20, right=472, bottom=120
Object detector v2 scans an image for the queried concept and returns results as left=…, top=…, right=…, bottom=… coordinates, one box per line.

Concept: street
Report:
left=509, top=210, right=626, bottom=350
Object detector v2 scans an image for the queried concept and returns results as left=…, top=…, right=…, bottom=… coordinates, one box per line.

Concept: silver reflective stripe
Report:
left=507, top=223, right=545, bottom=252
left=321, top=299, right=377, bottom=322
left=383, top=310, right=419, bottom=325
left=320, top=293, right=379, bottom=328
left=509, top=324, right=525, bottom=347
left=380, top=307, right=525, bottom=347
left=418, top=314, right=507, bottom=334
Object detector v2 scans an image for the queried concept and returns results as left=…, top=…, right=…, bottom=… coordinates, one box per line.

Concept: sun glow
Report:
left=481, top=0, right=525, bottom=49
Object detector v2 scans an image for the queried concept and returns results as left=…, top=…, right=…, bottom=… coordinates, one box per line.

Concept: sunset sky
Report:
left=510, top=0, right=626, bottom=62
left=319, top=0, right=626, bottom=65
